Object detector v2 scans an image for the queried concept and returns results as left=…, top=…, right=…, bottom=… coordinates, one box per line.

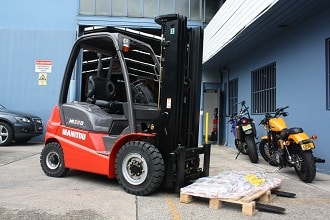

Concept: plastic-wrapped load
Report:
left=180, top=171, right=281, bottom=199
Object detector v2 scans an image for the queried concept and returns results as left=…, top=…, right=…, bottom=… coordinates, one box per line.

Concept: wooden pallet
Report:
left=180, top=189, right=277, bottom=216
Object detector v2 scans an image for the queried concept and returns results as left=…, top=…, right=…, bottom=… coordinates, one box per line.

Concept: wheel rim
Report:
left=264, top=143, right=274, bottom=160
left=0, top=125, right=9, bottom=144
left=46, top=151, right=60, bottom=170
left=122, top=153, right=148, bottom=185
left=293, top=153, right=303, bottom=171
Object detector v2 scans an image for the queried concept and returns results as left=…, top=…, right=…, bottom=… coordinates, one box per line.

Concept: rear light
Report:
left=311, top=135, right=317, bottom=140
left=241, top=118, right=248, bottom=124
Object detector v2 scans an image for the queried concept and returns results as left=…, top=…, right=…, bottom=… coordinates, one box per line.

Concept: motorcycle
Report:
left=259, top=106, right=325, bottom=183
left=228, top=101, right=258, bottom=163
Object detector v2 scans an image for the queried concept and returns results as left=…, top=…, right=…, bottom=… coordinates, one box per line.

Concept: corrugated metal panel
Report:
left=0, top=28, right=76, bottom=136
left=203, top=0, right=278, bottom=64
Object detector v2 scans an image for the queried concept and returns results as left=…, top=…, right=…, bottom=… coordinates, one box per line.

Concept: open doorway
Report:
left=201, top=83, right=225, bottom=145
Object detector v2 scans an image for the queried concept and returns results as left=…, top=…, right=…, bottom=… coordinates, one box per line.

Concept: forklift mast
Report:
left=156, top=14, right=202, bottom=151
left=155, top=14, right=209, bottom=190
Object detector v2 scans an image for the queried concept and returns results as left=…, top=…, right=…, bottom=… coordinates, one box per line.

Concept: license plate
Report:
left=242, top=124, right=252, bottom=131
left=301, top=142, right=315, bottom=150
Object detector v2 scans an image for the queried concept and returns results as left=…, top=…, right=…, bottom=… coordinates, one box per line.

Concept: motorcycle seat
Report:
left=280, top=127, right=303, bottom=139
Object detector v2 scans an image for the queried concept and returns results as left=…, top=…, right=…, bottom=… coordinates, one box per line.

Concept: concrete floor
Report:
left=0, top=142, right=330, bottom=219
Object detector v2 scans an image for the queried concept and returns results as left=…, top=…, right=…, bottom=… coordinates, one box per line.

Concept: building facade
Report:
left=203, top=0, right=330, bottom=174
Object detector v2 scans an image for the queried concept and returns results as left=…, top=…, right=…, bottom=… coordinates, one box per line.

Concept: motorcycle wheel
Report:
left=235, top=139, right=248, bottom=155
left=245, top=136, right=258, bottom=163
left=259, top=139, right=279, bottom=166
left=292, top=147, right=316, bottom=183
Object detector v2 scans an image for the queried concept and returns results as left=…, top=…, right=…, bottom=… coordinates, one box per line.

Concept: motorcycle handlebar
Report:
left=274, top=106, right=289, bottom=117
left=260, top=106, right=289, bottom=125
left=228, top=101, right=252, bottom=123
left=275, top=105, right=289, bottom=113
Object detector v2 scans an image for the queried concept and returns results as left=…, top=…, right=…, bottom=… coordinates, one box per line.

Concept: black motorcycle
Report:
left=228, top=101, right=258, bottom=163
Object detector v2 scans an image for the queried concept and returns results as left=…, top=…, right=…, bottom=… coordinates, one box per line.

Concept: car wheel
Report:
left=0, top=122, right=13, bottom=146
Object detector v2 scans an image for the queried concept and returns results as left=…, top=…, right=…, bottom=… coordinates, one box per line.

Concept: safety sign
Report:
left=38, top=73, right=47, bottom=86
left=35, top=60, right=52, bottom=73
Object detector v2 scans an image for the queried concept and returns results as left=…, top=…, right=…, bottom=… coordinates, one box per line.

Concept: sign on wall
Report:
left=38, top=73, right=47, bottom=86
left=35, top=59, right=52, bottom=86
left=35, top=60, right=52, bottom=73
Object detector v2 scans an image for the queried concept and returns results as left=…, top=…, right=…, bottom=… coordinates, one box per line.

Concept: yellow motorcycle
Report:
left=259, top=106, right=325, bottom=182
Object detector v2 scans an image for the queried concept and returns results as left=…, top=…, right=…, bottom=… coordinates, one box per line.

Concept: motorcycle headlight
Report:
left=15, top=116, right=31, bottom=123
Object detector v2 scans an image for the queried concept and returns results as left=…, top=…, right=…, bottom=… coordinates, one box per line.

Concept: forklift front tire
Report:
left=40, top=142, right=69, bottom=177
left=115, top=141, right=165, bottom=196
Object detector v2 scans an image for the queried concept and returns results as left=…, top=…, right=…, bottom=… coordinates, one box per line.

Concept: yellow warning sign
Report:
left=38, top=73, right=47, bottom=86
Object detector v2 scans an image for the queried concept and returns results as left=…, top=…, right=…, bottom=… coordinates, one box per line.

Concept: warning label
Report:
left=35, top=60, right=52, bottom=73
left=38, top=73, right=47, bottom=86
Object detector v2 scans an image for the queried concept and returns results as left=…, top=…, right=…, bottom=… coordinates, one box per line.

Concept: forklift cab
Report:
left=60, top=33, right=161, bottom=137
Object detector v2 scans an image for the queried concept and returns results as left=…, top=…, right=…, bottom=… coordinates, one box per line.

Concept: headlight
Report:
left=15, top=116, right=31, bottom=123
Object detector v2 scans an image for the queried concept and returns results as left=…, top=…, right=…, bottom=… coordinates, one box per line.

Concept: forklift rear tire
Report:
left=115, top=141, right=164, bottom=196
left=40, top=142, right=69, bottom=177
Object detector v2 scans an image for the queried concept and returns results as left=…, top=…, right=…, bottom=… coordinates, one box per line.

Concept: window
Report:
left=326, top=38, right=330, bottom=110
left=190, top=0, right=204, bottom=20
left=144, top=0, right=159, bottom=18
left=96, top=0, right=111, bottom=16
left=251, top=62, right=276, bottom=114
left=80, top=0, right=95, bottom=15
left=159, top=0, right=174, bottom=15
left=228, top=78, right=238, bottom=115
left=79, top=0, right=205, bottom=21
left=175, top=0, right=189, bottom=17
left=128, top=0, right=143, bottom=17
left=112, top=0, right=127, bottom=16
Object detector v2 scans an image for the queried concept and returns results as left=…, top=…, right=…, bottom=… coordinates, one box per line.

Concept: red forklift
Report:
left=40, top=14, right=210, bottom=195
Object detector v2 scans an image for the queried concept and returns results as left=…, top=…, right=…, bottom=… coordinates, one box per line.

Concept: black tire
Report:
left=40, top=142, right=69, bottom=177
left=292, top=147, right=316, bottom=183
left=115, top=141, right=165, bottom=196
left=259, top=139, right=279, bottom=166
left=245, top=136, right=258, bottom=163
left=0, top=122, right=14, bottom=146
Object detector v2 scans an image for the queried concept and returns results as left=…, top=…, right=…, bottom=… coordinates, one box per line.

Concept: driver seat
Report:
left=86, top=75, right=115, bottom=108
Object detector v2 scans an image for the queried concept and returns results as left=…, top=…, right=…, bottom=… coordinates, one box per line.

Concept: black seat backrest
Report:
left=87, top=75, right=115, bottom=102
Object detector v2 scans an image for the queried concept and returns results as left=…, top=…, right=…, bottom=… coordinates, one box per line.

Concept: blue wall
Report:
left=223, top=9, right=330, bottom=173
left=0, top=0, right=203, bottom=144
left=0, top=0, right=78, bottom=141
